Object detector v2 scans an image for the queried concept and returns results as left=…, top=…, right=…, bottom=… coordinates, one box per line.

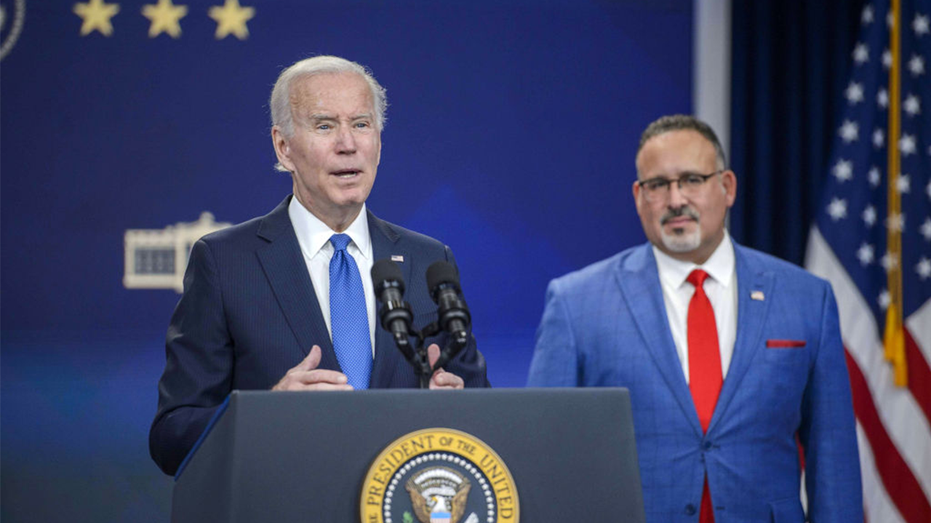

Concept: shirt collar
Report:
left=288, top=196, right=372, bottom=260
left=652, top=230, right=735, bottom=290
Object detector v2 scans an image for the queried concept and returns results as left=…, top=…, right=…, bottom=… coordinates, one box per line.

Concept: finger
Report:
left=291, top=345, right=322, bottom=373
left=430, top=369, right=465, bottom=390
left=427, top=343, right=441, bottom=370
left=302, top=382, right=354, bottom=391
left=273, top=371, right=352, bottom=391
left=300, top=369, right=349, bottom=385
left=297, top=345, right=323, bottom=371
left=276, top=381, right=353, bottom=392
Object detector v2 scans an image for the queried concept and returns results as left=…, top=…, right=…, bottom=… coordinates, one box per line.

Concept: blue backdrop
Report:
left=1, top=1, right=692, bottom=520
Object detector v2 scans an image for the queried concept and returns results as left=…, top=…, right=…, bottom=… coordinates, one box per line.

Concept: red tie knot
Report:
left=687, top=269, right=710, bottom=289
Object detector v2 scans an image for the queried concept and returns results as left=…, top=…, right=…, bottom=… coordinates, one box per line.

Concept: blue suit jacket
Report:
left=527, top=241, right=862, bottom=522
left=150, top=197, right=489, bottom=475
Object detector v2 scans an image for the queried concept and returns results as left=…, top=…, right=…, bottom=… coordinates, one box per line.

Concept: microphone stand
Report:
left=394, top=322, right=468, bottom=389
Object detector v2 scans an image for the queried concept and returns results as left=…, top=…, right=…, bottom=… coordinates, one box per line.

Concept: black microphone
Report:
left=371, top=259, right=415, bottom=359
left=426, top=261, right=471, bottom=350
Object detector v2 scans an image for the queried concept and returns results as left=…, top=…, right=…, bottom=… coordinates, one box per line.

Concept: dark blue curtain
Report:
left=730, top=0, right=865, bottom=264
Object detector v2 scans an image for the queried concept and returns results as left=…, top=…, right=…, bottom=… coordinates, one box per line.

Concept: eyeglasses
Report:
left=637, top=170, right=723, bottom=202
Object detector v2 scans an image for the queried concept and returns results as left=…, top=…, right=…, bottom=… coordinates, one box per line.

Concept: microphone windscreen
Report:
left=426, top=261, right=460, bottom=292
left=372, top=259, right=404, bottom=290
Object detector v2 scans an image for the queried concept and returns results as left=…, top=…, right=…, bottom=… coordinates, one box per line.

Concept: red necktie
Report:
left=686, top=269, right=722, bottom=523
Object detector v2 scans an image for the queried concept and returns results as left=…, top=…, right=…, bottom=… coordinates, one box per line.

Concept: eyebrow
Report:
left=646, top=170, right=706, bottom=179
left=309, top=113, right=373, bottom=121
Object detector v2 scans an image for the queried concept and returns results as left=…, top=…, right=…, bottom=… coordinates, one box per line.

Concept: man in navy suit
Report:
left=527, top=115, right=861, bottom=522
left=150, top=56, right=489, bottom=476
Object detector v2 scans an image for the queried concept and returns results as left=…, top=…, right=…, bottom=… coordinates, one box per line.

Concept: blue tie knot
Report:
left=330, top=233, right=351, bottom=252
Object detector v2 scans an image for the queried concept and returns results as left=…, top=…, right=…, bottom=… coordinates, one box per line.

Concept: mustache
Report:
left=660, top=206, right=699, bottom=225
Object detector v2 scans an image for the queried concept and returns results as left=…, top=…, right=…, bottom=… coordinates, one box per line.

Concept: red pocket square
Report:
left=767, top=339, right=806, bottom=348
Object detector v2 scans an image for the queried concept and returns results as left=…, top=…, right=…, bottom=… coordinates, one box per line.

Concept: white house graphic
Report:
left=123, top=212, right=231, bottom=293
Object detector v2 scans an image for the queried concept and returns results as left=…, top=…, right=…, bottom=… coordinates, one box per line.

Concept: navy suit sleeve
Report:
left=799, top=282, right=863, bottom=522
left=437, top=245, right=490, bottom=388
left=527, top=278, right=581, bottom=386
left=149, top=238, right=233, bottom=476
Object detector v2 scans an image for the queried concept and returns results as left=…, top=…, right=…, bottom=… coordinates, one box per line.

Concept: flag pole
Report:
left=884, top=0, right=907, bottom=387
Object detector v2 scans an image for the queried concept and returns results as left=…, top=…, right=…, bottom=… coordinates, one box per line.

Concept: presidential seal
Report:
left=0, top=0, right=25, bottom=61
left=361, top=428, right=519, bottom=523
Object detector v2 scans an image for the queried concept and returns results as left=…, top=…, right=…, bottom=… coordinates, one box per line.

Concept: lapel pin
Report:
left=751, top=290, right=765, bottom=301
left=391, top=255, right=404, bottom=263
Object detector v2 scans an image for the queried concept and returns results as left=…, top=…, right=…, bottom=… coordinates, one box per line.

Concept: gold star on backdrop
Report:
left=73, top=0, right=120, bottom=37
left=208, top=0, right=255, bottom=40
left=142, top=0, right=188, bottom=39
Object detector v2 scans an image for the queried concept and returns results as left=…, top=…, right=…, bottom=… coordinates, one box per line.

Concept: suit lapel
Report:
left=255, top=197, right=340, bottom=371
left=707, top=243, right=774, bottom=434
left=616, top=245, right=703, bottom=437
left=367, top=211, right=406, bottom=387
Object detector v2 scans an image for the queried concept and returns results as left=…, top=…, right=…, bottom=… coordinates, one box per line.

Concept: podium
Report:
left=172, top=388, right=644, bottom=522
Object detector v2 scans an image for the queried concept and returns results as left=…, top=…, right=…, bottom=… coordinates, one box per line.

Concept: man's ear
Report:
left=632, top=179, right=645, bottom=213
left=721, top=170, right=737, bottom=207
left=375, top=134, right=382, bottom=167
left=271, top=126, right=295, bottom=172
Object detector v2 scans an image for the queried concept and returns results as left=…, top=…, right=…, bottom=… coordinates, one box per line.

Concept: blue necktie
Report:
left=329, top=233, right=372, bottom=389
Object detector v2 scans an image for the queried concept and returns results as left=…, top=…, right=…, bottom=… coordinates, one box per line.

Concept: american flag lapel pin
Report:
left=751, top=290, right=765, bottom=301
left=391, top=255, right=404, bottom=263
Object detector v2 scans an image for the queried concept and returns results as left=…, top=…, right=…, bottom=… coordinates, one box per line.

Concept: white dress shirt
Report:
left=652, top=231, right=738, bottom=383
left=288, top=197, right=376, bottom=355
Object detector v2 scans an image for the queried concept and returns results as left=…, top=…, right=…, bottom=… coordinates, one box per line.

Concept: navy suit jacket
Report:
left=527, top=241, right=862, bottom=522
left=150, top=196, right=489, bottom=475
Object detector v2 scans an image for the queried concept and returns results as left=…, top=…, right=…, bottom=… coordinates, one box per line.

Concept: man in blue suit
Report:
left=150, top=56, right=489, bottom=476
left=527, top=115, right=861, bottom=522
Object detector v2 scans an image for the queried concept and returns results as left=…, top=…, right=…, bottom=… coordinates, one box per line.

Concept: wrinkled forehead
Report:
left=289, top=72, right=375, bottom=117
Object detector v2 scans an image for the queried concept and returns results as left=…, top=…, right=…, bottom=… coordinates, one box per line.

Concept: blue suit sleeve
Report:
left=527, top=278, right=581, bottom=387
left=799, top=282, right=864, bottom=522
left=149, top=238, right=234, bottom=476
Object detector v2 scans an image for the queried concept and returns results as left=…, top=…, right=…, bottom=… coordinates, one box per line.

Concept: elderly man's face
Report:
left=273, top=72, right=381, bottom=230
left=632, top=129, right=736, bottom=265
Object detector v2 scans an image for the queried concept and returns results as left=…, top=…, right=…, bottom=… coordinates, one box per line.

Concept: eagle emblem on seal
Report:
left=405, top=466, right=471, bottom=523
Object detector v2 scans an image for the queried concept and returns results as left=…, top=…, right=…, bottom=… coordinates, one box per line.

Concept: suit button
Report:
left=702, top=441, right=713, bottom=450
left=685, top=504, right=696, bottom=515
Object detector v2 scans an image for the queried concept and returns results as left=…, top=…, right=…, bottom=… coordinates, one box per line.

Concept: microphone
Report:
left=371, top=259, right=415, bottom=359
left=426, top=261, right=471, bottom=351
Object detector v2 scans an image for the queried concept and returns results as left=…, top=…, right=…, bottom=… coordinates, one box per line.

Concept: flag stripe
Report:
left=906, top=301, right=931, bottom=382
left=846, top=349, right=931, bottom=523
left=857, top=423, right=906, bottom=523
left=905, top=328, right=931, bottom=425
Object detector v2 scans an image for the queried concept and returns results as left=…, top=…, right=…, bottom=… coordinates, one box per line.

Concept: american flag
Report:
left=804, top=0, right=931, bottom=521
